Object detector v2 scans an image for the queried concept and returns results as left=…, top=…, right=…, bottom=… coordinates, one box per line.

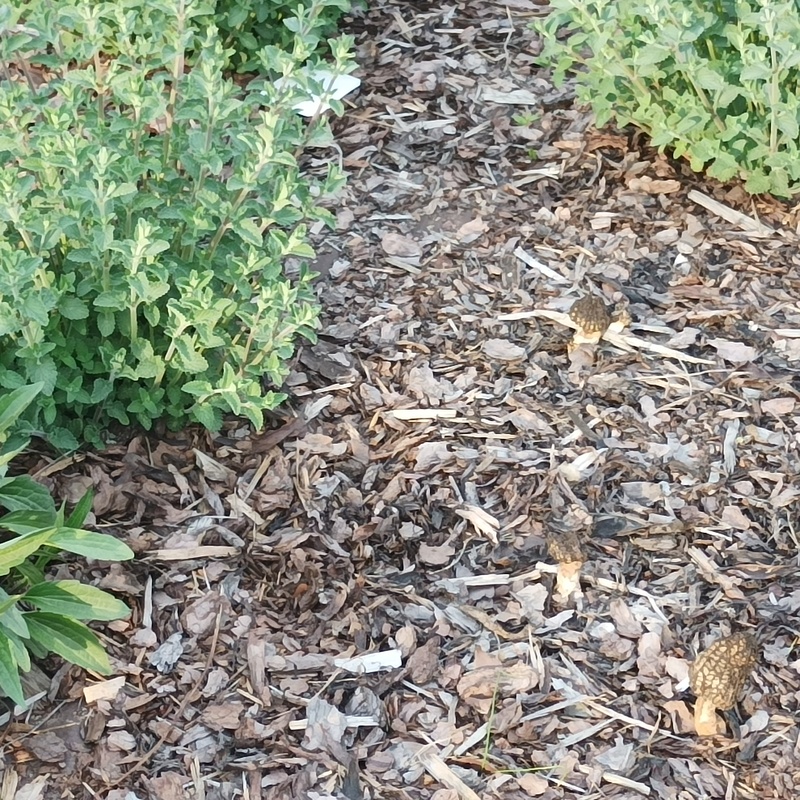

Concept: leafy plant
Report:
left=0, top=384, right=133, bottom=706
left=214, top=0, right=353, bottom=72
left=0, top=0, right=352, bottom=447
left=535, top=0, right=800, bottom=197
left=11, top=0, right=355, bottom=72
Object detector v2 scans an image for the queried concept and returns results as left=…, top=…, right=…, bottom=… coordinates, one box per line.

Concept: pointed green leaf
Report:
left=49, top=528, right=134, bottom=561
left=24, top=612, right=112, bottom=674
left=0, top=631, right=25, bottom=706
left=233, top=217, right=264, bottom=247
left=0, top=510, right=56, bottom=535
left=24, top=581, right=129, bottom=621
left=0, top=476, right=56, bottom=513
left=0, top=593, right=21, bottom=617
left=0, top=383, right=42, bottom=436
left=65, top=489, right=93, bottom=528
left=0, top=435, right=31, bottom=476
left=0, top=625, right=30, bottom=672
left=0, top=528, right=56, bottom=576
left=0, top=586, right=27, bottom=638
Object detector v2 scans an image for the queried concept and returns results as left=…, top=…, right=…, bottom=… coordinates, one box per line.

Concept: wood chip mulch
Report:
left=5, top=2, right=800, bottom=798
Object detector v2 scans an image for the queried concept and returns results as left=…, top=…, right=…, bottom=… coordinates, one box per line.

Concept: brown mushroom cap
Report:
left=546, top=529, right=585, bottom=564
left=569, top=296, right=611, bottom=339
left=690, top=632, right=758, bottom=735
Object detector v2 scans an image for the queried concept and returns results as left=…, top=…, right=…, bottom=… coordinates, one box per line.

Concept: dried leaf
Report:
left=708, top=338, right=759, bottom=363
left=482, top=338, right=526, bottom=361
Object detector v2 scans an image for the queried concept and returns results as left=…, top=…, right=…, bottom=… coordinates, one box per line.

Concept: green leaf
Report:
left=0, top=586, right=28, bottom=638
left=24, top=581, right=129, bottom=621
left=0, top=528, right=57, bottom=576
left=708, top=152, right=740, bottom=182
left=24, top=612, right=112, bottom=674
left=0, top=383, right=41, bottom=436
left=0, top=511, right=55, bottom=535
left=0, top=437, right=31, bottom=476
left=181, top=380, right=212, bottom=399
left=45, top=427, right=80, bottom=452
left=0, top=624, right=30, bottom=670
left=744, top=169, right=773, bottom=195
left=172, top=335, right=209, bottom=373
left=65, top=489, right=93, bottom=528
left=0, top=476, right=56, bottom=513
left=191, top=402, right=222, bottom=431
left=49, top=528, right=134, bottom=561
left=58, top=297, right=89, bottom=320
left=97, top=311, right=116, bottom=337
left=233, top=217, right=264, bottom=247
left=0, top=631, right=25, bottom=706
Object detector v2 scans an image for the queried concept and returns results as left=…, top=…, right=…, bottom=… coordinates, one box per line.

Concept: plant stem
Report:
left=162, top=0, right=186, bottom=170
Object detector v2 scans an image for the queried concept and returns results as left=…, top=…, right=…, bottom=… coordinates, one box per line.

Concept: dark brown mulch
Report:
left=5, top=1, right=800, bottom=799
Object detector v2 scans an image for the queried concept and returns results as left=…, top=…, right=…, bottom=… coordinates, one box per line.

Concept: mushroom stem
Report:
left=693, top=695, right=721, bottom=736
left=555, top=559, right=583, bottom=599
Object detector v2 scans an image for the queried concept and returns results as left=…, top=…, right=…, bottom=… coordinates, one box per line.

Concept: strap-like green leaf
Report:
left=24, top=612, right=112, bottom=674
left=0, top=476, right=56, bottom=513
left=0, top=631, right=25, bottom=706
left=0, top=584, right=28, bottom=639
left=0, top=624, right=30, bottom=672
left=0, top=510, right=56, bottom=535
left=0, top=384, right=42, bottom=437
left=49, top=528, right=134, bottom=561
left=0, top=528, right=56, bottom=576
left=65, top=489, right=94, bottom=528
left=24, top=581, right=129, bottom=621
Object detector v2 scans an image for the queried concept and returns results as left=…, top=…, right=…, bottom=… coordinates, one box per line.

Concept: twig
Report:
left=687, top=190, right=776, bottom=236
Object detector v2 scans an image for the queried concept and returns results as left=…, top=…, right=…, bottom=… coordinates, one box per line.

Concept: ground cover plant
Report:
left=215, top=0, right=353, bottom=71
left=535, top=0, right=800, bottom=197
left=0, top=0, right=353, bottom=448
left=10, top=0, right=353, bottom=71
left=0, top=384, right=132, bottom=706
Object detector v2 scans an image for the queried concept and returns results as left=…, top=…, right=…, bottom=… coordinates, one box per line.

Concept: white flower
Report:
left=271, top=68, right=360, bottom=117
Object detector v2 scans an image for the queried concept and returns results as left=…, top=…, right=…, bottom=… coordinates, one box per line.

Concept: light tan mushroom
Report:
left=690, top=632, right=758, bottom=736
left=568, top=295, right=611, bottom=345
left=546, top=529, right=585, bottom=600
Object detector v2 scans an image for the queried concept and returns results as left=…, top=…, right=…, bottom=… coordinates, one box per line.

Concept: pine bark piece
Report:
left=689, top=632, right=758, bottom=736
left=569, top=296, right=611, bottom=345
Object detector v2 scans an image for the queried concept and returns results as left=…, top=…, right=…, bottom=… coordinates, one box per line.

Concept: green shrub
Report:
left=11, top=0, right=354, bottom=73
left=0, top=384, right=133, bottom=705
left=214, top=0, right=352, bottom=72
left=535, top=0, right=800, bottom=197
left=0, top=1, right=352, bottom=447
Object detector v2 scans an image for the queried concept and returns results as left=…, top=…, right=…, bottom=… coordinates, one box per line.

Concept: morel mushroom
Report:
left=690, top=632, right=758, bottom=736
left=547, top=529, right=585, bottom=600
left=569, top=295, right=611, bottom=345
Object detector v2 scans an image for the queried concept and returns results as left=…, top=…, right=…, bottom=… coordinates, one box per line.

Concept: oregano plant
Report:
left=0, top=0, right=353, bottom=447
left=535, top=0, right=800, bottom=197
left=213, top=0, right=353, bottom=71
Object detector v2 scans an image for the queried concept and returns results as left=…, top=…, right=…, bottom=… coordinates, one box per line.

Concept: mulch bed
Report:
left=5, top=1, right=800, bottom=798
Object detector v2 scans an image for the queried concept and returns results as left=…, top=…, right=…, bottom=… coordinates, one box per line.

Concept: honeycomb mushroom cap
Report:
left=690, top=632, right=758, bottom=711
left=569, top=296, right=611, bottom=337
left=547, top=529, right=585, bottom=564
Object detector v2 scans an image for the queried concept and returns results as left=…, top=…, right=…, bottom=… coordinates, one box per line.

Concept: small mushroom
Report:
left=690, top=632, right=758, bottom=736
left=569, top=295, right=611, bottom=345
left=546, top=529, right=585, bottom=600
